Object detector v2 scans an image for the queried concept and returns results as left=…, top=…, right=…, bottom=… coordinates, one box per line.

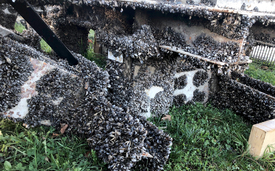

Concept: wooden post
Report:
left=248, top=119, right=275, bottom=158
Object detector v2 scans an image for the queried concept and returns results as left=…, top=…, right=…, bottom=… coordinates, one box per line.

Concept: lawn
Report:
left=245, top=60, right=275, bottom=86
left=1, top=23, right=274, bottom=170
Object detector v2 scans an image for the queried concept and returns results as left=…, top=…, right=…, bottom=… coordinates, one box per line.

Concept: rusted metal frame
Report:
left=7, top=0, right=78, bottom=66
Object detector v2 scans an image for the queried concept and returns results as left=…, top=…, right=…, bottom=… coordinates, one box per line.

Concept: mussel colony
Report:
left=1, top=0, right=275, bottom=170
left=0, top=36, right=172, bottom=171
left=211, top=72, right=275, bottom=123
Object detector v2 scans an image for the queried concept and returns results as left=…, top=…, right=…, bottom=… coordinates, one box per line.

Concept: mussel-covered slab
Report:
left=211, top=73, right=275, bottom=123
left=0, top=35, right=172, bottom=171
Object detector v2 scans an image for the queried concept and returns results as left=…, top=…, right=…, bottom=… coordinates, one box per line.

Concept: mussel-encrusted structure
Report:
left=211, top=72, right=275, bottom=123
left=2, top=0, right=275, bottom=170
left=0, top=35, right=172, bottom=171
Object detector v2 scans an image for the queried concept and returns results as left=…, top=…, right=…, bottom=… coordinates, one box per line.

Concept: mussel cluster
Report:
left=3, top=0, right=275, bottom=169
left=193, top=34, right=240, bottom=63
left=0, top=36, right=33, bottom=113
left=193, top=70, right=208, bottom=87
left=204, top=14, right=254, bottom=40
left=0, top=4, right=17, bottom=29
left=175, top=74, right=187, bottom=89
left=97, top=25, right=160, bottom=63
left=231, top=71, right=275, bottom=98
left=20, top=29, right=42, bottom=51
left=153, top=26, right=187, bottom=50
left=173, top=94, right=187, bottom=107
left=106, top=58, right=133, bottom=111
left=193, top=89, right=206, bottom=102
left=41, top=5, right=90, bottom=53
left=106, top=57, right=176, bottom=117
left=133, top=59, right=176, bottom=116
left=150, top=25, right=242, bottom=65
left=211, top=73, right=275, bottom=123
left=0, top=36, right=172, bottom=171
left=253, top=32, right=275, bottom=44
left=22, top=0, right=270, bottom=61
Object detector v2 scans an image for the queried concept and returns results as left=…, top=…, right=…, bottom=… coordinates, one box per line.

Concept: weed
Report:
left=84, top=44, right=106, bottom=69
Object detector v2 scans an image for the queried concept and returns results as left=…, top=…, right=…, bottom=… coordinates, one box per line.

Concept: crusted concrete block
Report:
left=130, top=58, right=175, bottom=118
left=106, top=50, right=213, bottom=118
left=0, top=36, right=102, bottom=128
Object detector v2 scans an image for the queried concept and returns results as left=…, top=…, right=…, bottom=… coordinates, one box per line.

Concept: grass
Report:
left=150, top=103, right=275, bottom=171
left=245, top=60, right=275, bottom=85
left=83, top=29, right=106, bottom=69
left=0, top=119, right=107, bottom=171
left=2, top=103, right=274, bottom=171
left=14, top=22, right=26, bottom=34
left=40, top=39, right=52, bottom=54
left=84, top=44, right=106, bottom=69
left=14, top=22, right=52, bottom=54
